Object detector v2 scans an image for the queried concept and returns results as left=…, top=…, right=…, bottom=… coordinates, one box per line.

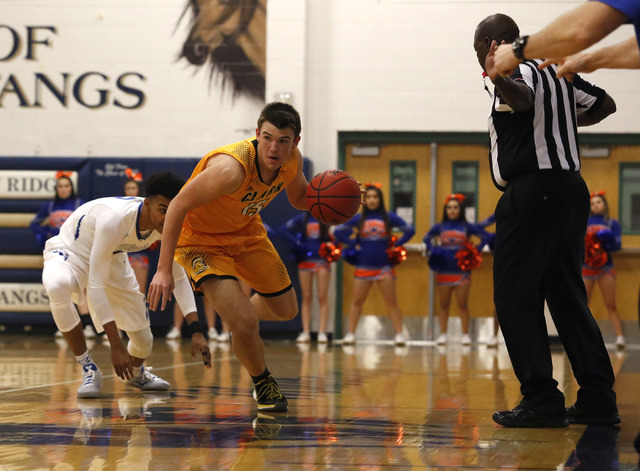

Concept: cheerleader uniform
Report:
left=30, top=197, right=84, bottom=249
left=335, top=210, right=415, bottom=280
left=280, top=214, right=330, bottom=272
left=424, top=221, right=490, bottom=286
left=582, top=214, right=621, bottom=280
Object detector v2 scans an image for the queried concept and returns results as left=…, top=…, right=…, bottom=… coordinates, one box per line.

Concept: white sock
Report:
left=75, top=350, right=98, bottom=371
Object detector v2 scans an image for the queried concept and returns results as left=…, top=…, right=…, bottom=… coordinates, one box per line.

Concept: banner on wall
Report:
left=0, top=0, right=266, bottom=157
left=0, top=283, right=50, bottom=312
left=0, top=170, right=78, bottom=199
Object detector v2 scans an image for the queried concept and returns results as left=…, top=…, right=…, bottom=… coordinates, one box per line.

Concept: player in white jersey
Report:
left=42, top=171, right=211, bottom=399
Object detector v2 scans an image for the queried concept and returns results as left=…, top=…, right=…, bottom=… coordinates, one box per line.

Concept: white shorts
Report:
left=43, top=249, right=148, bottom=334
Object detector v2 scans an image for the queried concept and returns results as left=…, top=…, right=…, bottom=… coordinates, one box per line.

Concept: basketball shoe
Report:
left=128, top=366, right=170, bottom=391
left=73, top=399, right=104, bottom=444
left=77, top=364, right=103, bottom=399
left=252, top=376, right=288, bottom=412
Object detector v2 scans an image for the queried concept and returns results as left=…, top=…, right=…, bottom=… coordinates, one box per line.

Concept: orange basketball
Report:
left=305, top=170, right=361, bottom=225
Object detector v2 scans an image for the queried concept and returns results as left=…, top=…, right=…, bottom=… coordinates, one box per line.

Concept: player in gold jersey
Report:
left=148, top=102, right=308, bottom=412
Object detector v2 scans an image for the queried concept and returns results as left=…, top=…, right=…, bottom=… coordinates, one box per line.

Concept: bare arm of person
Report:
left=148, top=155, right=245, bottom=311
left=286, top=149, right=309, bottom=211
left=541, top=37, right=640, bottom=80
left=493, top=2, right=628, bottom=77
left=485, top=40, right=534, bottom=112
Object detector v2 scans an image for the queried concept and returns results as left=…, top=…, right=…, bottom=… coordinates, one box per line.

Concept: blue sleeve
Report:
left=29, top=202, right=51, bottom=238
left=388, top=212, right=415, bottom=246
left=478, top=214, right=496, bottom=228
left=423, top=224, right=441, bottom=251
left=593, top=0, right=640, bottom=23
left=468, top=223, right=492, bottom=250
left=334, top=214, right=361, bottom=244
left=278, top=213, right=305, bottom=246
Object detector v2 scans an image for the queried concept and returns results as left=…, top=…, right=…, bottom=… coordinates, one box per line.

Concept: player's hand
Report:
left=493, top=42, right=520, bottom=78
left=111, top=345, right=135, bottom=380
left=538, top=54, right=586, bottom=81
left=191, top=333, right=212, bottom=368
left=148, top=270, right=174, bottom=311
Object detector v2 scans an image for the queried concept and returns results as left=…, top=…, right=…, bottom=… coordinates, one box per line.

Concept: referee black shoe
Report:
left=253, top=376, right=288, bottom=412
left=566, top=404, right=620, bottom=426
left=493, top=406, right=568, bottom=428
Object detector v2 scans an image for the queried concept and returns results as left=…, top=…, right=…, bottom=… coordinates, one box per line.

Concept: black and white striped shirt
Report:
left=488, top=60, right=606, bottom=191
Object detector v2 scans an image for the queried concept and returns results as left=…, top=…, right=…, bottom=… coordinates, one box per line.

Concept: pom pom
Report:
left=455, top=242, right=482, bottom=271
left=386, top=235, right=407, bottom=265
left=319, top=242, right=342, bottom=262
left=595, top=229, right=617, bottom=251
left=585, top=232, right=608, bottom=268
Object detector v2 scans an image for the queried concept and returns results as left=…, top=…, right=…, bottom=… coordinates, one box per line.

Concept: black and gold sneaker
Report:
left=252, top=412, right=285, bottom=440
left=252, top=375, right=288, bottom=412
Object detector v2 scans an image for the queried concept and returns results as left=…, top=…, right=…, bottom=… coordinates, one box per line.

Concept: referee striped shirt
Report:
left=488, top=60, right=606, bottom=191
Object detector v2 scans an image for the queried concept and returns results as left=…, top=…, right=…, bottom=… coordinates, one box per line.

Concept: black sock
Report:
left=251, top=368, right=271, bottom=384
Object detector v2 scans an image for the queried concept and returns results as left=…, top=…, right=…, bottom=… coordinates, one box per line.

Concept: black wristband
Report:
left=512, top=35, right=529, bottom=62
left=188, top=320, right=205, bottom=336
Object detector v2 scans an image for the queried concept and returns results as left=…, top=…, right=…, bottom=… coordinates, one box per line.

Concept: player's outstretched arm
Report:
left=287, top=149, right=309, bottom=211
left=286, top=150, right=309, bottom=211
left=493, top=1, right=627, bottom=77
left=540, top=37, right=640, bottom=80
left=148, top=155, right=245, bottom=311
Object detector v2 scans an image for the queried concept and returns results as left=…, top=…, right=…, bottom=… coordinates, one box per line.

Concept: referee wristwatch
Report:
left=512, top=35, right=529, bottom=62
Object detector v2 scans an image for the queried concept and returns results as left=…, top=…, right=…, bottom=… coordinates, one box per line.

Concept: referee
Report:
left=474, top=14, right=620, bottom=428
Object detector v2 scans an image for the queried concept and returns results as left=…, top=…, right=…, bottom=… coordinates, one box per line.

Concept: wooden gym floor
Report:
left=0, top=335, right=638, bottom=470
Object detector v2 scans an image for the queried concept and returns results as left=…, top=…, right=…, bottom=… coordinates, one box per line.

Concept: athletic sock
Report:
left=251, top=368, right=271, bottom=385
left=75, top=350, right=98, bottom=370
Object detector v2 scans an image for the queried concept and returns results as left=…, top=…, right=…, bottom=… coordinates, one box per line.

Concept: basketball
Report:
left=305, top=170, right=361, bottom=225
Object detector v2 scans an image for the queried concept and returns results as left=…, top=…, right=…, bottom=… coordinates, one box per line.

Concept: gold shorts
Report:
left=175, top=225, right=292, bottom=296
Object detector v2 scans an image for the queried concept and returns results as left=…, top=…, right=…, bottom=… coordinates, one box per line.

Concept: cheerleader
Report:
left=280, top=213, right=337, bottom=343
left=424, top=194, right=490, bottom=345
left=335, top=184, right=415, bottom=346
left=30, top=172, right=84, bottom=249
left=583, top=191, right=624, bottom=348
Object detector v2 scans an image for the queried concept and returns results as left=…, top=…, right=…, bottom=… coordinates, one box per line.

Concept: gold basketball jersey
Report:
left=179, top=137, right=299, bottom=242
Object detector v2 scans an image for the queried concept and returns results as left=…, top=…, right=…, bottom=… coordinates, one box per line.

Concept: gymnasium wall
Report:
left=3, top=1, right=639, bottom=164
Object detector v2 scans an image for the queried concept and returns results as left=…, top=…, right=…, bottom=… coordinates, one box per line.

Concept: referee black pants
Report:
left=493, top=170, right=617, bottom=415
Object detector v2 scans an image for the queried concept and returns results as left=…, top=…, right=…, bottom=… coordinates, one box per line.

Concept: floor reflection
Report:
left=0, top=336, right=637, bottom=470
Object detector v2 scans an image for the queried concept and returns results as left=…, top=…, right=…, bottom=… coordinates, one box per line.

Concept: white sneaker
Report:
left=317, top=332, right=329, bottom=344
left=166, top=326, right=181, bottom=340
left=394, top=333, right=407, bottom=346
left=342, top=332, right=356, bottom=345
left=208, top=327, right=218, bottom=340
left=486, top=336, right=498, bottom=348
left=461, top=334, right=472, bottom=345
left=128, top=366, right=170, bottom=391
left=436, top=333, right=447, bottom=345
left=217, top=331, right=230, bottom=343
left=83, top=325, right=97, bottom=339
left=296, top=332, right=310, bottom=343
left=616, top=335, right=626, bottom=349
left=77, top=365, right=103, bottom=399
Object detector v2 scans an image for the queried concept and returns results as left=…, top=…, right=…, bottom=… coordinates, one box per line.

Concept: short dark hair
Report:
left=257, top=102, right=302, bottom=138
left=475, top=13, right=520, bottom=44
left=143, top=171, right=185, bottom=200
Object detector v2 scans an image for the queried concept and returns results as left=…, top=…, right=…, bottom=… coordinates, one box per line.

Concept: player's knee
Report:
left=228, top=314, right=259, bottom=337
left=43, top=277, right=73, bottom=304
left=126, top=328, right=153, bottom=359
